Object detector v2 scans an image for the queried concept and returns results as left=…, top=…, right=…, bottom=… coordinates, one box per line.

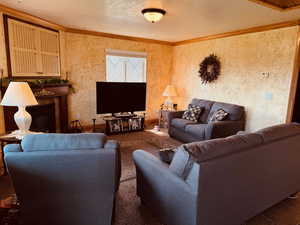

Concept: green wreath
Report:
left=198, top=54, right=221, bottom=84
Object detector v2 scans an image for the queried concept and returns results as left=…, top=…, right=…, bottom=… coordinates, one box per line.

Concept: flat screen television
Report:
left=96, top=82, right=147, bottom=114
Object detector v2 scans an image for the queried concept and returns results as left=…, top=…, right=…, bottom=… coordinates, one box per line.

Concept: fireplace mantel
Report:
left=1, top=83, right=70, bottom=133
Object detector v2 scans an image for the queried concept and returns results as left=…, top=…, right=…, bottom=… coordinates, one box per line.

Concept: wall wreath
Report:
left=198, top=54, right=221, bottom=84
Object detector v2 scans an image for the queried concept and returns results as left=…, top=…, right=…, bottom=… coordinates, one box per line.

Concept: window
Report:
left=106, top=49, right=147, bottom=82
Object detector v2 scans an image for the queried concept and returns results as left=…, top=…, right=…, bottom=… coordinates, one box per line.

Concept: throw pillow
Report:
left=209, top=109, right=229, bottom=122
left=159, top=148, right=176, bottom=164
left=182, top=104, right=203, bottom=122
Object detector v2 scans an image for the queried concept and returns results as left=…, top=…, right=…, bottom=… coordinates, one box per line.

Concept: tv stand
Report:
left=103, top=114, right=145, bottom=135
left=112, top=112, right=136, bottom=118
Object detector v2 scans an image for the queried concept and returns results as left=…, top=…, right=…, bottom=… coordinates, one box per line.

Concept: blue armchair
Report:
left=4, top=133, right=120, bottom=225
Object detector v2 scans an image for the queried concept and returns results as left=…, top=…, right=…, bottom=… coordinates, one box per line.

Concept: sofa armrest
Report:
left=133, top=150, right=198, bottom=225
left=166, top=110, right=185, bottom=128
left=4, top=144, right=22, bottom=153
left=206, top=120, right=245, bottom=139
left=104, top=140, right=121, bottom=192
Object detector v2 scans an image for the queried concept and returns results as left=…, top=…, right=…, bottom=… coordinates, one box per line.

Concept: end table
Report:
left=0, top=135, right=21, bottom=176
left=159, top=110, right=177, bottom=128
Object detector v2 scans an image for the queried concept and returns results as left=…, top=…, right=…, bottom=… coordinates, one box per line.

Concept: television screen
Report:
left=96, top=82, right=147, bottom=114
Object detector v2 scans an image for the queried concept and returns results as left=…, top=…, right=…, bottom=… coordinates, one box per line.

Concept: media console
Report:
left=103, top=114, right=145, bottom=135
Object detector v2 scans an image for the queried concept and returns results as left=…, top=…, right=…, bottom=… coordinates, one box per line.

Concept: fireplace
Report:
left=1, top=83, right=70, bottom=133
left=4, top=103, right=56, bottom=133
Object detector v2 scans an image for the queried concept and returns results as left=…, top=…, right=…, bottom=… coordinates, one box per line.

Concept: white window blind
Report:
left=106, top=49, right=147, bottom=82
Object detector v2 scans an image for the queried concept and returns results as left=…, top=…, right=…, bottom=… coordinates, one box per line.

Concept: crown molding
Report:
left=174, top=20, right=300, bottom=46
left=248, top=0, right=300, bottom=11
left=0, top=3, right=65, bottom=31
left=65, top=28, right=174, bottom=46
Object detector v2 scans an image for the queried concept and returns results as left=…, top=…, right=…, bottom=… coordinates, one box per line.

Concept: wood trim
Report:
left=65, top=28, right=174, bottom=46
left=286, top=26, right=300, bottom=122
left=174, top=20, right=300, bottom=46
left=248, top=0, right=300, bottom=11
left=0, top=3, right=65, bottom=31
left=248, top=0, right=284, bottom=11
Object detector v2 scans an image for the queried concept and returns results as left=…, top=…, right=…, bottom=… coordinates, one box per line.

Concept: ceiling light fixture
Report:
left=141, top=8, right=166, bottom=23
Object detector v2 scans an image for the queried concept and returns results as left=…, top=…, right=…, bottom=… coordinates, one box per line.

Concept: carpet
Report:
left=109, top=130, right=181, bottom=182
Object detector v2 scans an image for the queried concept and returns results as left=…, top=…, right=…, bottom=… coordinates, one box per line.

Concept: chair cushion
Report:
left=191, top=99, right=214, bottom=123
left=185, top=124, right=207, bottom=139
left=254, top=123, right=300, bottom=143
left=21, top=133, right=107, bottom=152
left=183, top=132, right=263, bottom=163
left=169, top=146, right=193, bottom=179
left=208, top=102, right=244, bottom=122
left=182, top=104, right=203, bottom=122
left=171, top=118, right=197, bottom=130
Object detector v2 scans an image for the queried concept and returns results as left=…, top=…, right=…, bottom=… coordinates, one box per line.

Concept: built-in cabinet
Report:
left=4, top=16, right=61, bottom=77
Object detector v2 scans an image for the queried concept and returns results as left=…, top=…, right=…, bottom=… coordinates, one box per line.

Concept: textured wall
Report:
left=171, top=26, right=299, bottom=131
left=65, top=32, right=173, bottom=125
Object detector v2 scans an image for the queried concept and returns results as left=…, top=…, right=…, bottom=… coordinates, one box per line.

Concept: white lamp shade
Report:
left=163, top=85, right=177, bottom=97
left=1, top=82, right=38, bottom=107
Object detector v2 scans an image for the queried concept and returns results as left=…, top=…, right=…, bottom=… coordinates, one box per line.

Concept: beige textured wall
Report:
left=65, top=32, right=173, bottom=125
left=171, top=26, right=299, bottom=131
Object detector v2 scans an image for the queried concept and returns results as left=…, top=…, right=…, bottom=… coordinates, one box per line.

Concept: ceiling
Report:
left=1, top=0, right=300, bottom=42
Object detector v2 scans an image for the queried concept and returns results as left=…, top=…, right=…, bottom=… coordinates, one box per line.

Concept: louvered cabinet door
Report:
left=40, top=29, right=60, bottom=76
left=7, top=18, right=61, bottom=77
left=8, top=19, right=40, bottom=76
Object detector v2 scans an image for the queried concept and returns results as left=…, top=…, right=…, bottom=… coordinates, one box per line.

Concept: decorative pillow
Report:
left=209, top=109, right=229, bottom=122
left=182, top=104, right=203, bottom=122
left=159, top=148, right=176, bottom=164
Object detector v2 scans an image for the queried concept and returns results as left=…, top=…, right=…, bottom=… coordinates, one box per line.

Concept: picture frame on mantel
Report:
left=3, top=14, right=61, bottom=79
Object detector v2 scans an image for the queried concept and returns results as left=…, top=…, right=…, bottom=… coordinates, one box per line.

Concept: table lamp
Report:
left=162, top=85, right=177, bottom=110
left=1, top=82, right=38, bottom=138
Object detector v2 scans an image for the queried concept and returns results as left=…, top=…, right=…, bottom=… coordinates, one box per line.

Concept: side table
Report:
left=0, top=135, right=21, bottom=176
left=159, top=110, right=177, bottom=128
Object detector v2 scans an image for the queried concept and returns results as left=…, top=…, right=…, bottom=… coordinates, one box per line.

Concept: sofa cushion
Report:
left=169, top=146, right=193, bottom=179
left=208, top=102, right=244, bottom=121
left=208, top=109, right=229, bottom=122
left=182, top=104, right=203, bottom=122
left=254, top=123, right=300, bottom=143
left=185, top=124, right=207, bottom=140
left=171, top=118, right=197, bottom=130
left=21, top=133, right=106, bottom=152
left=183, top=132, right=263, bottom=163
left=191, top=99, right=214, bottom=123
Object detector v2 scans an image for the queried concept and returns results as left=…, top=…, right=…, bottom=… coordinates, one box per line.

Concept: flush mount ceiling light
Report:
left=141, top=8, right=166, bottom=23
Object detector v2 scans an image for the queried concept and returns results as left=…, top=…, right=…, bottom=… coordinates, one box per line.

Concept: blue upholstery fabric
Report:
left=5, top=133, right=119, bottom=225
left=21, top=133, right=106, bottom=152
left=185, top=124, right=206, bottom=139
left=167, top=98, right=245, bottom=143
left=169, top=146, right=191, bottom=179
left=171, top=118, right=197, bottom=130
left=208, top=102, right=244, bottom=121
left=134, top=123, right=300, bottom=225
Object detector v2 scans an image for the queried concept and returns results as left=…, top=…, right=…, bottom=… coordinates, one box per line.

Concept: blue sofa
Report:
left=134, top=123, right=300, bottom=225
left=4, top=133, right=120, bottom=225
